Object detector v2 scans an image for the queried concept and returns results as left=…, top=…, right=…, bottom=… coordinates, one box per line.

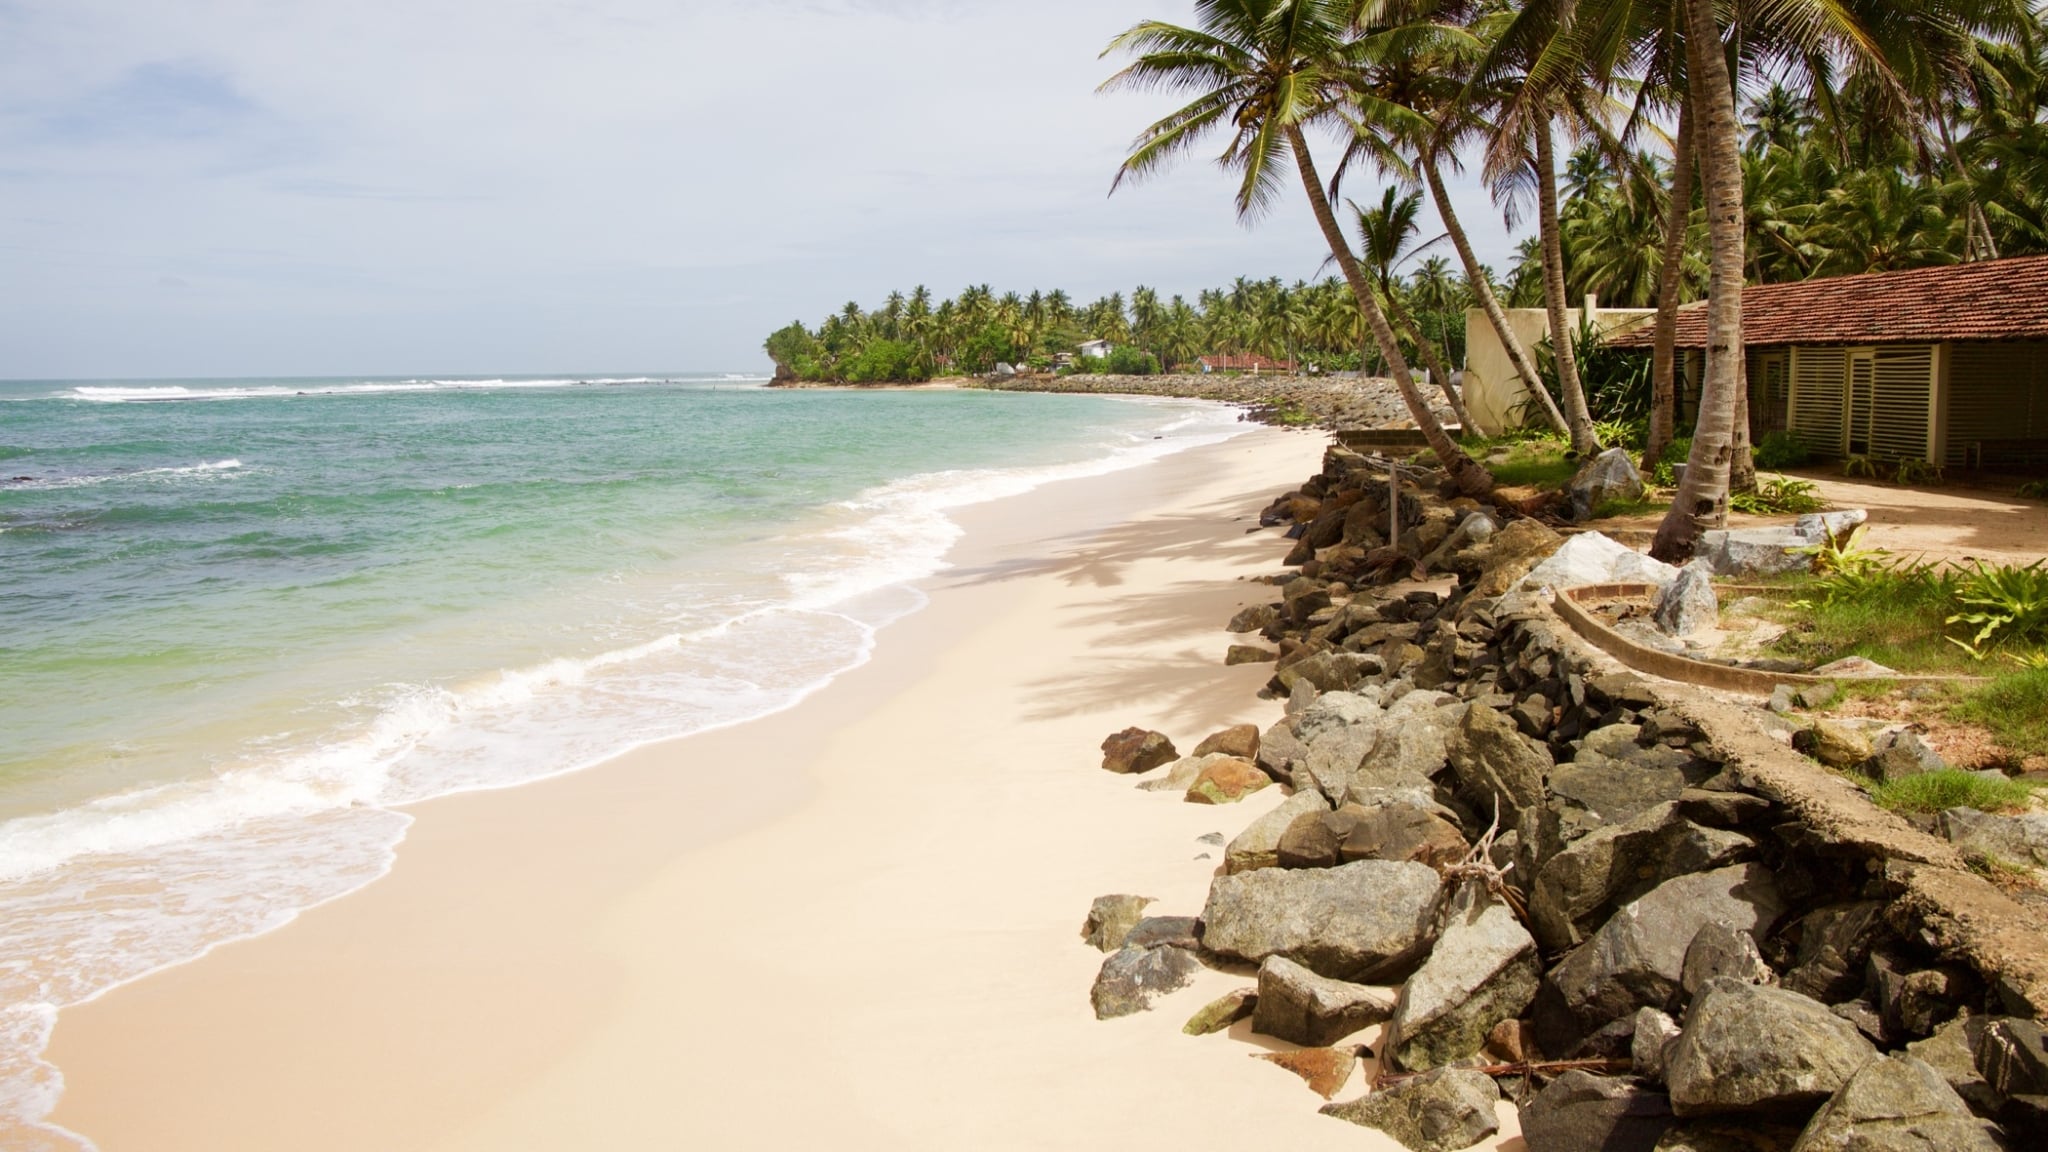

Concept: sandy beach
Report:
left=41, top=427, right=1502, bottom=1151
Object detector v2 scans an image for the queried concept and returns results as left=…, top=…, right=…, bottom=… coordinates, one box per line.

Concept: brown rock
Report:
left=1185, top=758, right=1272, bottom=805
left=1226, top=644, right=1277, bottom=666
left=1183, top=987, right=1257, bottom=1035
left=1255, top=1046, right=1361, bottom=1100
left=1341, top=802, right=1472, bottom=869
left=1192, top=724, right=1261, bottom=761
left=1100, top=727, right=1177, bottom=774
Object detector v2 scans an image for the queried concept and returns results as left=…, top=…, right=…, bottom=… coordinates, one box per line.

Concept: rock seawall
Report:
left=980, top=373, right=1458, bottom=432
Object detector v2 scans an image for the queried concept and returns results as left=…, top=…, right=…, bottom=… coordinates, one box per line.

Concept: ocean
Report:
left=0, top=374, right=1246, bottom=1145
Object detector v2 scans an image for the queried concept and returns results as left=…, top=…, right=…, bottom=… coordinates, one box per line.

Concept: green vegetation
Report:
left=1730, top=475, right=1825, bottom=515
left=1650, top=438, right=1693, bottom=488
left=1482, top=439, right=1578, bottom=489
left=1753, top=431, right=1813, bottom=471
left=2019, top=480, right=2048, bottom=501
left=1869, top=769, right=2037, bottom=815
left=1948, top=560, right=2048, bottom=649
left=1954, top=667, right=2048, bottom=756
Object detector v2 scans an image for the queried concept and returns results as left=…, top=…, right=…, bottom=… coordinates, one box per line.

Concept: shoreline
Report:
left=38, top=427, right=1434, bottom=1150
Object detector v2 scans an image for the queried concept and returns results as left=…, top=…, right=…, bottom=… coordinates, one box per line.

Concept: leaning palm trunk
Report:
left=1288, top=127, right=1493, bottom=496
left=1643, top=103, right=1695, bottom=473
left=1423, top=148, right=1568, bottom=437
left=1388, top=290, right=1475, bottom=431
left=1534, top=120, right=1601, bottom=456
left=1652, top=0, right=1744, bottom=563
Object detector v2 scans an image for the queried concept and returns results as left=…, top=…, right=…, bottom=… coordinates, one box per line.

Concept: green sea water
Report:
left=0, top=374, right=1244, bottom=1146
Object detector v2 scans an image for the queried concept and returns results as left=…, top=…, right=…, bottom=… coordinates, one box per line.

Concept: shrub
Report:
left=1947, top=560, right=2048, bottom=649
left=1753, top=430, right=1812, bottom=470
left=1894, top=458, right=1943, bottom=486
left=2019, top=479, right=2048, bottom=501
left=1731, top=474, right=1825, bottom=515
left=1102, top=346, right=1161, bottom=376
left=1842, top=454, right=1880, bottom=478
left=840, top=339, right=930, bottom=384
left=1651, top=436, right=1692, bottom=487
left=1954, top=666, right=2048, bottom=756
left=1869, top=769, right=2036, bottom=814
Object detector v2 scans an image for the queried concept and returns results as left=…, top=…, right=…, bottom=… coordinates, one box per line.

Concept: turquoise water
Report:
left=0, top=374, right=1243, bottom=1145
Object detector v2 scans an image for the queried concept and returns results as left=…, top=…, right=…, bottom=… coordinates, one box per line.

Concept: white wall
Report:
left=1461, top=307, right=1656, bottom=434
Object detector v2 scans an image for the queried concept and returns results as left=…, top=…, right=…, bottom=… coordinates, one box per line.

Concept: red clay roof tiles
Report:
left=1607, top=255, right=2048, bottom=349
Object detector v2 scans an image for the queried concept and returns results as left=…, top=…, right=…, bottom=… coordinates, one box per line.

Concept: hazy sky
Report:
left=0, top=0, right=1521, bottom=379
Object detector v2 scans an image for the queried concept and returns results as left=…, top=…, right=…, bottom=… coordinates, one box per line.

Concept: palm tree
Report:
left=1101, top=0, right=1493, bottom=495
left=1353, top=187, right=1475, bottom=427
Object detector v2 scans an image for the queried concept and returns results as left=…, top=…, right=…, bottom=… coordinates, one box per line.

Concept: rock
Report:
left=1080, top=894, right=1154, bottom=952
left=1905, top=1015, right=1995, bottom=1116
left=1185, top=757, right=1272, bottom=805
left=1795, top=682, right=1838, bottom=710
left=1831, top=1000, right=1892, bottom=1047
left=1123, top=916, right=1200, bottom=950
left=1790, top=1054, right=2003, bottom=1151
left=1277, top=806, right=1353, bottom=869
left=1251, top=954, right=1397, bottom=1046
left=1654, top=1124, right=1804, bottom=1151
left=1810, top=656, right=1897, bottom=678
left=1255, top=1045, right=1361, bottom=1100
left=1568, top=447, right=1649, bottom=521
left=1225, top=788, right=1330, bottom=874
left=1665, top=978, right=1878, bottom=1117
left=1101, top=727, right=1178, bottom=774
left=1192, top=724, right=1261, bottom=760
left=1338, top=802, right=1470, bottom=869
left=1530, top=803, right=1760, bottom=953
left=1200, top=859, right=1442, bottom=982
left=1522, top=1070, right=1676, bottom=1152
left=1782, top=902, right=1888, bottom=1003
left=1793, top=510, right=1869, bottom=540
left=1135, top=751, right=1223, bottom=793
left=1300, top=725, right=1381, bottom=805
left=1542, top=865, right=1787, bottom=1051
left=1183, top=987, right=1257, bottom=1035
left=1655, top=560, right=1720, bottom=637
left=1793, top=721, right=1874, bottom=769
left=1090, top=943, right=1202, bottom=1019
left=1257, top=719, right=1306, bottom=784
left=1320, top=1067, right=1502, bottom=1152
left=1977, top=1017, right=2048, bottom=1099
left=1486, top=1018, right=1534, bottom=1064
left=1523, top=531, right=1681, bottom=593
left=1474, top=518, right=1566, bottom=598
left=1867, top=953, right=1975, bottom=1040
left=1769, top=685, right=1800, bottom=715
left=1226, top=644, right=1278, bottom=665
left=1700, top=527, right=1826, bottom=578
left=1294, top=689, right=1387, bottom=742
left=1229, top=603, right=1281, bottom=633
left=1549, top=753, right=1689, bottom=845
left=1939, top=807, right=2048, bottom=868
left=1352, top=707, right=1451, bottom=792
left=1860, top=731, right=1946, bottom=782
left=1443, top=702, right=1551, bottom=829
left=1275, top=650, right=1375, bottom=694
left=1384, top=888, right=1541, bottom=1071
left=1636, top=1007, right=1683, bottom=1081
left=1683, top=923, right=1777, bottom=998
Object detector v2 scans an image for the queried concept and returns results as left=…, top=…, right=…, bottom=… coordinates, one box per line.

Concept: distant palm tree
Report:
left=1101, top=0, right=1492, bottom=494
left=1352, top=187, right=1473, bottom=427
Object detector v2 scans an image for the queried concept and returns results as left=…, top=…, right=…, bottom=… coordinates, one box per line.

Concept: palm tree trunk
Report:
left=1534, top=119, right=1600, bottom=456
left=1652, top=0, right=1744, bottom=563
left=1423, top=147, right=1568, bottom=437
left=1388, top=288, right=1474, bottom=431
left=1732, top=350, right=1755, bottom=490
left=1643, top=102, right=1695, bottom=473
left=1287, top=126, right=1492, bottom=496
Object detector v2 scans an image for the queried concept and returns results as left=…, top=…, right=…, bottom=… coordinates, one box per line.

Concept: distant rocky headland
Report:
left=976, top=373, right=1458, bottom=434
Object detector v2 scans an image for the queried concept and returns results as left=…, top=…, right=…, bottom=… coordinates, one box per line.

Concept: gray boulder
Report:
left=1666, top=978, right=1878, bottom=1117
left=1251, top=954, right=1397, bottom=1046
left=1228, top=603, right=1281, bottom=633
left=1904, top=1015, right=1995, bottom=1117
left=1656, top=560, right=1720, bottom=637
left=1337, top=802, right=1471, bottom=869
left=1790, top=1054, right=2003, bottom=1151
left=1782, top=902, right=1888, bottom=1003
left=1700, top=527, right=1824, bottom=578
left=1531, top=803, right=1760, bottom=953
left=1385, top=888, right=1541, bottom=1071
left=1257, top=719, right=1306, bottom=783
left=1861, top=731, right=1946, bottom=783
left=1977, top=1017, right=2048, bottom=1099
left=1522, top=1070, right=1676, bottom=1152
left=1319, top=1067, right=1502, bottom=1152
left=1225, top=788, right=1330, bottom=874
left=1548, top=751, right=1688, bottom=846
left=1276, top=650, right=1376, bottom=694
left=1293, top=689, right=1386, bottom=743
left=1200, top=859, right=1442, bottom=983
left=1100, top=727, right=1177, bottom=774
left=1443, top=702, right=1551, bottom=829
left=1080, top=894, right=1154, bottom=952
left=1090, top=943, right=1201, bottom=1019
left=1299, top=725, right=1380, bottom=805
left=1683, top=923, right=1778, bottom=998
left=1938, top=807, right=2048, bottom=868
left=1543, top=864, right=1786, bottom=1049
left=1635, top=1007, right=1683, bottom=1082
left=1569, top=447, right=1649, bottom=522
left=1352, top=707, right=1451, bottom=793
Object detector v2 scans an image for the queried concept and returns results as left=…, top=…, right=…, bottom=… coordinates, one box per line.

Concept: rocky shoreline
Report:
left=977, top=373, right=1459, bottom=432
left=1080, top=440, right=2048, bottom=1151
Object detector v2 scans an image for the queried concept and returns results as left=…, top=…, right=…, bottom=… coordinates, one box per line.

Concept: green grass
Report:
left=1766, top=570, right=1984, bottom=675
left=1592, top=495, right=1670, bottom=519
left=1952, top=667, right=2048, bottom=757
left=1484, top=441, right=1578, bottom=489
left=1868, top=769, right=2037, bottom=814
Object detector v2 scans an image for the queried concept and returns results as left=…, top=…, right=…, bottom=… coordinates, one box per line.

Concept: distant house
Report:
left=1198, top=354, right=1298, bottom=374
left=1077, top=339, right=1115, bottom=361
left=1608, top=256, right=2048, bottom=469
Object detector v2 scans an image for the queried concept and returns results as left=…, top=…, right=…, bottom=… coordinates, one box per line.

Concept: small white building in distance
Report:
left=1077, top=339, right=1115, bottom=361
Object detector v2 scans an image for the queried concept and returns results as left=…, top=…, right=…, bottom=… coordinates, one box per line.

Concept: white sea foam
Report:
left=0, top=398, right=1245, bottom=1144
left=66, top=377, right=767, bottom=404
left=15, top=459, right=246, bottom=491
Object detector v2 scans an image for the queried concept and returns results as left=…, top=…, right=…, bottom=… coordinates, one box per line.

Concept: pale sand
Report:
left=43, top=427, right=1516, bottom=1151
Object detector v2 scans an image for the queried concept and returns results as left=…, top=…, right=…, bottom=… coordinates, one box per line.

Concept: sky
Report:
left=0, top=0, right=1521, bottom=379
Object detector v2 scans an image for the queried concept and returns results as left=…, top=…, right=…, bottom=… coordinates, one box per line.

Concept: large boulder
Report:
left=1474, top=518, right=1566, bottom=598
left=1938, top=807, right=2048, bottom=869
left=1257, top=719, right=1307, bottom=784
left=1299, top=724, right=1381, bottom=806
left=1444, top=701, right=1552, bottom=829
left=1185, top=757, right=1271, bottom=805
left=1977, top=1017, right=2048, bottom=1099
left=1547, top=752, right=1689, bottom=846
left=1225, top=788, right=1331, bottom=874
left=1782, top=902, right=1889, bottom=1003
left=1337, top=801, right=1471, bottom=869
left=1090, top=943, right=1202, bottom=1019
left=1790, top=1054, right=2003, bottom=1151
left=1251, top=955, right=1397, bottom=1046
left=1541, top=865, right=1786, bottom=1052
left=1523, top=1070, right=1677, bottom=1152
left=1320, top=1067, right=1502, bottom=1152
left=1384, top=888, right=1541, bottom=1071
left=1101, top=727, right=1177, bottom=774
left=1665, top=979, right=1878, bottom=1117
left=1080, top=894, right=1154, bottom=952
left=1351, top=707, right=1452, bottom=794
left=1522, top=531, right=1681, bottom=593
left=1530, top=803, right=1759, bottom=953
left=1656, top=560, right=1720, bottom=637
left=1568, top=447, right=1649, bottom=521
left=1200, top=859, right=1442, bottom=983
left=1192, top=723, right=1261, bottom=761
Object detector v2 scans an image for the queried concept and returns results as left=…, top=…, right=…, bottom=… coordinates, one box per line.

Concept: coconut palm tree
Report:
left=1352, top=186, right=1475, bottom=427
left=1101, top=0, right=1493, bottom=495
